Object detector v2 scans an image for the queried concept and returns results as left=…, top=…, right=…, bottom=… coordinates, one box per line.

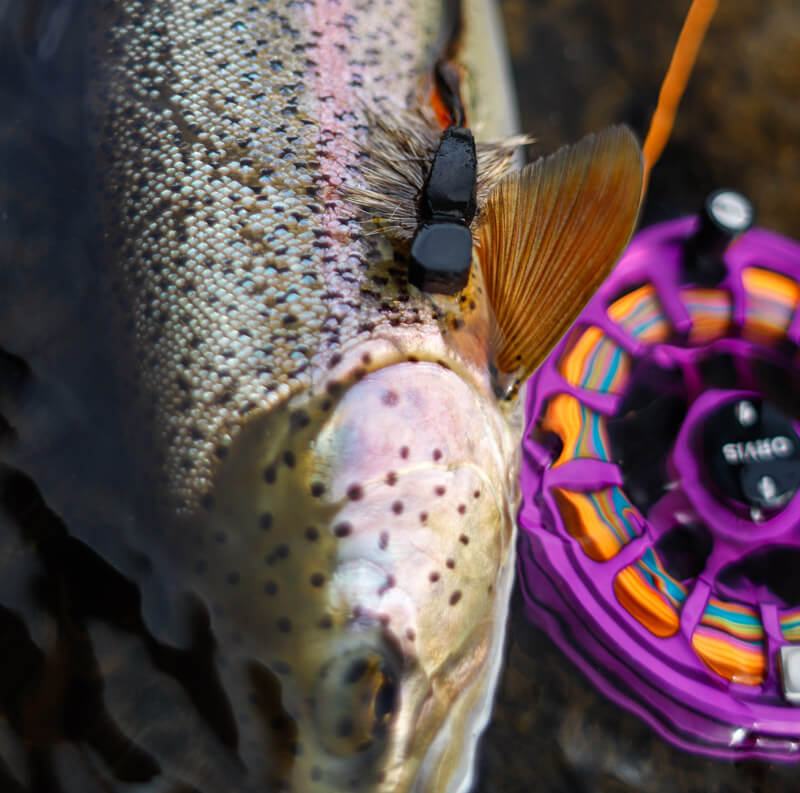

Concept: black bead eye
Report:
left=409, top=222, right=472, bottom=294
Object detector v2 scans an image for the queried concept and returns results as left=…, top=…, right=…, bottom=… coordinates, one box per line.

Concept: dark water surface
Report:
left=2, top=1, right=800, bottom=791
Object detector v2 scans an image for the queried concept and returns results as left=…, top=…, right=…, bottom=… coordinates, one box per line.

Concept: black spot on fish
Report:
left=277, top=617, right=292, bottom=633
left=283, top=450, right=296, bottom=468
left=310, top=572, right=325, bottom=587
left=265, top=544, right=289, bottom=566
left=434, top=486, right=446, bottom=496
left=361, top=353, right=371, bottom=365
left=263, top=465, right=277, bottom=484
left=399, top=446, right=409, bottom=459
left=259, top=512, right=273, bottom=530
left=227, top=572, right=240, bottom=585
left=290, top=410, right=310, bottom=430
left=459, top=534, right=469, bottom=545
left=265, top=581, right=278, bottom=596
left=378, top=531, right=389, bottom=550
left=446, top=559, right=455, bottom=569
left=450, top=591, right=462, bottom=605
left=305, top=526, right=319, bottom=541
left=318, top=615, right=333, bottom=630
left=457, top=504, right=466, bottom=515
left=473, top=490, right=481, bottom=499
left=378, top=575, right=394, bottom=595
left=406, top=628, right=416, bottom=641
left=419, top=512, right=428, bottom=523
left=310, top=482, right=326, bottom=497
left=381, top=390, right=399, bottom=406
left=391, top=500, right=403, bottom=515
left=429, top=571, right=440, bottom=583
left=385, top=471, right=398, bottom=486
left=346, top=484, right=364, bottom=500
left=202, top=494, right=215, bottom=511
left=432, top=448, right=442, bottom=461
left=333, top=522, right=352, bottom=538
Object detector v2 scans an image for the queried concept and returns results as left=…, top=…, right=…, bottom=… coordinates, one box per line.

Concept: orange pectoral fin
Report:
left=474, top=125, right=643, bottom=384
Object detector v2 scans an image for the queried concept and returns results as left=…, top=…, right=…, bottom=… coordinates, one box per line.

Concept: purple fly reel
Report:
left=518, top=190, right=800, bottom=760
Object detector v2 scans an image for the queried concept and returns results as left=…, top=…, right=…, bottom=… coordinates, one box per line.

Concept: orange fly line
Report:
left=642, top=0, right=719, bottom=196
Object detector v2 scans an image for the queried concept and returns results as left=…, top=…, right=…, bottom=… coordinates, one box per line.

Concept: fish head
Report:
left=199, top=327, right=520, bottom=793
left=304, top=347, right=521, bottom=793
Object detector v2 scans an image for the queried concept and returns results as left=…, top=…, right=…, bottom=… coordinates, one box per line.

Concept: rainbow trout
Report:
left=86, top=0, right=643, bottom=791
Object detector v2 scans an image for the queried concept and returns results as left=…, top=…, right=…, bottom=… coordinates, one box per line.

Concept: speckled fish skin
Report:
left=90, top=1, right=520, bottom=792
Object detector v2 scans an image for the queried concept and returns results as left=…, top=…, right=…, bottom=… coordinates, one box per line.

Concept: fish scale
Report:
left=90, top=0, right=442, bottom=512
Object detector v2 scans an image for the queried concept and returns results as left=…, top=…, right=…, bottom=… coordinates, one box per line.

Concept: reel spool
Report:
left=519, top=191, right=800, bottom=760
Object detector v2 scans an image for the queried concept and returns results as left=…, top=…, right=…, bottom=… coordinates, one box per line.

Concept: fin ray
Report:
left=474, top=125, right=644, bottom=381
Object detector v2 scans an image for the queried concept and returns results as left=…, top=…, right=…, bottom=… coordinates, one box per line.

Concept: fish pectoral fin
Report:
left=474, top=124, right=643, bottom=387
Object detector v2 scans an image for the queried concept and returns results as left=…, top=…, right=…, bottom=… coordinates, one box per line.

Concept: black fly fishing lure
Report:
left=347, top=56, right=526, bottom=296
left=407, top=59, right=478, bottom=294
left=408, top=123, right=477, bottom=294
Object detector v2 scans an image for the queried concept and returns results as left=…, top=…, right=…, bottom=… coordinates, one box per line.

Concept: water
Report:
left=2, top=1, right=800, bottom=791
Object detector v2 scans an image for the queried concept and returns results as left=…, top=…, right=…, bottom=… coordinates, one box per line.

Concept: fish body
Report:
left=86, top=1, right=642, bottom=792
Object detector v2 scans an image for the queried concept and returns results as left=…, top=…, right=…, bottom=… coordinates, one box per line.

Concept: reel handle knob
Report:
left=684, top=189, right=755, bottom=285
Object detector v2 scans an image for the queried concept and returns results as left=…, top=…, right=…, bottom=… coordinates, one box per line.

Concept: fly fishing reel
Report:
left=519, top=191, right=800, bottom=760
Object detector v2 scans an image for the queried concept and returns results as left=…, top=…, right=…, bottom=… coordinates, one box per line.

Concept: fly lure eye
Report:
left=409, top=126, right=477, bottom=295
left=314, top=647, right=400, bottom=757
left=409, top=222, right=472, bottom=295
